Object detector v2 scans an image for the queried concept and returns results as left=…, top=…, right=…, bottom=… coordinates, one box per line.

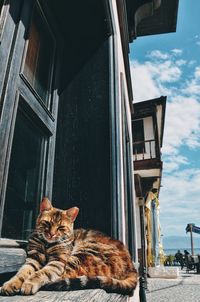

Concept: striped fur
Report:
left=1, top=198, right=137, bottom=296
left=43, top=275, right=137, bottom=296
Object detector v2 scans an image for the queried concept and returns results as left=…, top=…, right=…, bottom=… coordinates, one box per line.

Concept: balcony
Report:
left=133, top=139, right=162, bottom=171
left=133, top=139, right=158, bottom=160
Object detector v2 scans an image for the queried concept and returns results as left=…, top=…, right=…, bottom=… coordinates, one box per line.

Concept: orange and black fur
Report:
left=1, top=198, right=137, bottom=296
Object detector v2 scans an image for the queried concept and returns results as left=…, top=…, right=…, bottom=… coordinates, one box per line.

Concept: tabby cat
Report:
left=1, top=198, right=137, bottom=296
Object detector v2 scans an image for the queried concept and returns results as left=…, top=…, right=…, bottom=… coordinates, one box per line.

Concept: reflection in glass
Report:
left=23, top=6, right=54, bottom=104
left=132, top=119, right=145, bottom=154
left=2, top=110, right=44, bottom=240
left=0, top=0, right=3, bottom=12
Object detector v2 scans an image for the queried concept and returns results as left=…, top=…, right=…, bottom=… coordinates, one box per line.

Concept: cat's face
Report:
left=36, top=198, right=79, bottom=243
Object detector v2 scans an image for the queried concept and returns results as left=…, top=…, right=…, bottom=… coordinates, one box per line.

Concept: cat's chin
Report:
left=43, top=235, right=69, bottom=243
left=43, top=235, right=60, bottom=243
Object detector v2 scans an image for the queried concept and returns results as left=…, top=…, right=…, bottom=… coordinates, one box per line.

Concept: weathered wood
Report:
left=0, top=0, right=32, bottom=232
left=134, top=158, right=162, bottom=171
left=0, top=238, right=20, bottom=248
left=0, top=0, right=59, bottom=235
left=0, top=238, right=27, bottom=248
left=0, top=248, right=26, bottom=273
left=0, top=289, right=128, bottom=301
left=0, top=0, right=23, bottom=105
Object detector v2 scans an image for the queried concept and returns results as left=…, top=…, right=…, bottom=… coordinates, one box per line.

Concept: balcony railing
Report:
left=133, top=139, right=157, bottom=161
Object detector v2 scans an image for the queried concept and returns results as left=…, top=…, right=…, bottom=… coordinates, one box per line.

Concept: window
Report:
left=0, top=0, right=58, bottom=242
left=132, top=119, right=145, bottom=154
left=0, top=0, right=3, bottom=13
left=0, top=0, right=4, bottom=12
left=0, top=0, right=5, bottom=33
left=23, top=5, right=55, bottom=105
left=2, top=108, right=45, bottom=240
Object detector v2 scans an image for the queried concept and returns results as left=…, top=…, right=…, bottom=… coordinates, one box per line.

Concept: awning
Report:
left=126, top=0, right=179, bottom=40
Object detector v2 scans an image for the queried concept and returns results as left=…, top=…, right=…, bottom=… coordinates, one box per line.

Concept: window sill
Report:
left=0, top=289, right=129, bottom=301
left=0, top=238, right=27, bottom=248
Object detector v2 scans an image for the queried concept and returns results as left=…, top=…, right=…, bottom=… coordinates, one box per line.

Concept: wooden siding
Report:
left=134, top=158, right=163, bottom=171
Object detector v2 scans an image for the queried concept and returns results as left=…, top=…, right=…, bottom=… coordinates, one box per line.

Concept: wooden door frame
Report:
left=0, top=0, right=61, bottom=236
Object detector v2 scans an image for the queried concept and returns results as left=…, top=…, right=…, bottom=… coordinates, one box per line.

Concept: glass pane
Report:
left=23, top=6, right=54, bottom=105
left=0, top=0, right=4, bottom=15
left=2, top=110, right=44, bottom=240
left=133, top=119, right=145, bottom=154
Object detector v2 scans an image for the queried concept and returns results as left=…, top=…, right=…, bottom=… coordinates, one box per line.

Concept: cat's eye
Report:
left=57, top=226, right=65, bottom=231
left=40, top=220, right=51, bottom=228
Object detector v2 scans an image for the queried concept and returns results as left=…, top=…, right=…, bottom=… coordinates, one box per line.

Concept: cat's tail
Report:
left=43, top=271, right=138, bottom=296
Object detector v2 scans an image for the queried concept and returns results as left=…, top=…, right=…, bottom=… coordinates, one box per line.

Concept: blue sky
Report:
left=130, top=0, right=200, bottom=239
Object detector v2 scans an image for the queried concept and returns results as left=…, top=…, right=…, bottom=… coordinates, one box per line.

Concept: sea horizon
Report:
left=164, top=247, right=200, bottom=255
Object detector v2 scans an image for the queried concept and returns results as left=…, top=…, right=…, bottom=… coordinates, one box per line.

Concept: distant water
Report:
left=164, top=248, right=200, bottom=255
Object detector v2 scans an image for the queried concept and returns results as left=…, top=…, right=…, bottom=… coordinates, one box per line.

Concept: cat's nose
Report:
left=50, top=231, right=56, bottom=238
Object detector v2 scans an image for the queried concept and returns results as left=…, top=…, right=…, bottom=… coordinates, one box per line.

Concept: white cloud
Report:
left=188, top=60, right=196, bottom=66
left=163, top=155, right=189, bottom=173
left=130, top=61, right=161, bottom=102
left=130, top=59, right=181, bottom=101
left=163, top=96, right=200, bottom=156
left=183, top=66, right=200, bottom=96
left=146, top=60, right=182, bottom=83
left=184, top=84, right=200, bottom=95
left=171, top=48, right=183, bottom=55
left=194, top=66, right=200, bottom=78
left=147, top=49, right=183, bottom=60
left=159, top=168, right=200, bottom=236
left=147, top=50, right=170, bottom=60
left=176, top=59, right=187, bottom=66
left=131, top=49, right=200, bottom=237
left=131, top=54, right=200, bottom=162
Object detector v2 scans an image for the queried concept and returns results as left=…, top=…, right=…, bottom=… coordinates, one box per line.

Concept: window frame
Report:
left=2, top=98, right=48, bottom=239
left=0, top=0, right=61, bottom=238
left=20, top=0, right=56, bottom=113
left=0, top=0, right=8, bottom=39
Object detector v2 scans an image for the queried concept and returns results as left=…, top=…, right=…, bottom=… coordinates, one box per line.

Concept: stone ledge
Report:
left=148, top=266, right=179, bottom=279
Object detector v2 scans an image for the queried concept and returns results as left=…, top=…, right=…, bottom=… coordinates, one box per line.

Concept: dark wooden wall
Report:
left=52, top=40, right=111, bottom=235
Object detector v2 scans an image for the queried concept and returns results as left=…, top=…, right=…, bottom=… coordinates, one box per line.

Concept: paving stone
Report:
left=146, top=267, right=200, bottom=302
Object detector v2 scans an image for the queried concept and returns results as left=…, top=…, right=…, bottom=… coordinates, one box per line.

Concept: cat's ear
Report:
left=40, top=197, right=52, bottom=212
left=66, top=207, right=79, bottom=222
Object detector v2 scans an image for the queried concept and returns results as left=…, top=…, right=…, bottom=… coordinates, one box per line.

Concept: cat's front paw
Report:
left=1, top=277, right=23, bottom=295
left=21, top=280, right=40, bottom=295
